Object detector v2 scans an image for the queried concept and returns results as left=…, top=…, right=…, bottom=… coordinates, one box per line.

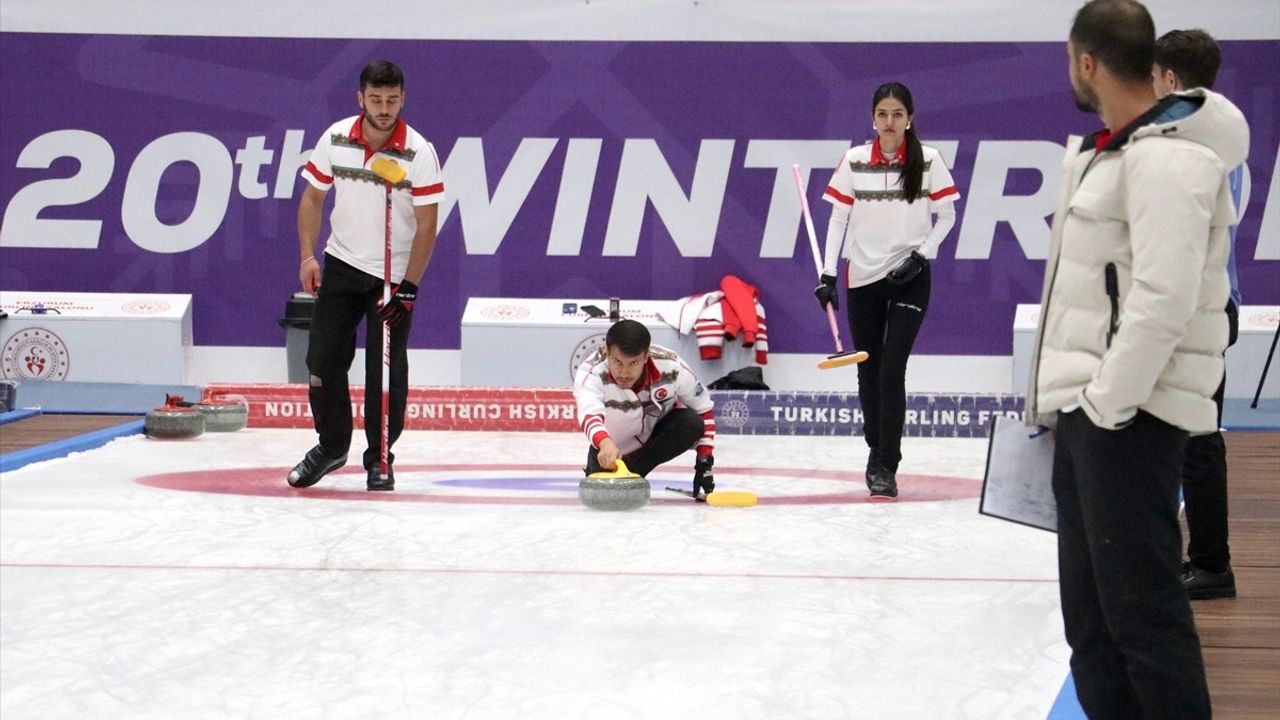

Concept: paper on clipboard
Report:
left=979, top=415, right=1058, bottom=532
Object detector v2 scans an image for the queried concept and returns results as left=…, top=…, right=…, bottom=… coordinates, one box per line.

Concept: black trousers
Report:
left=584, top=408, right=704, bottom=477
left=305, top=256, right=413, bottom=469
left=1182, top=301, right=1239, bottom=572
left=1053, top=409, right=1210, bottom=719
left=846, top=265, right=930, bottom=472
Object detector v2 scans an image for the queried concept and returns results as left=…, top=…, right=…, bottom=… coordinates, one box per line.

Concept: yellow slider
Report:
left=706, top=490, right=759, bottom=508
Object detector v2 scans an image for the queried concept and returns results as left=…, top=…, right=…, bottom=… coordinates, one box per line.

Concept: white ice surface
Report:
left=1, top=430, right=1067, bottom=720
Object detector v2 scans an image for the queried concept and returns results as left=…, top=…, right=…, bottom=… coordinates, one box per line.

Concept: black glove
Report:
left=377, top=280, right=418, bottom=326
left=693, top=454, right=715, bottom=501
left=814, top=274, right=839, bottom=311
left=886, top=251, right=927, bottom=285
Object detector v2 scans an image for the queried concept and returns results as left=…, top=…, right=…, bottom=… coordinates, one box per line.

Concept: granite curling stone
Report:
left=579, top=459, right=649, bottom=511
left=145, top=395, right=205, bottom=439
left=194, top=393, right=249, bottom=432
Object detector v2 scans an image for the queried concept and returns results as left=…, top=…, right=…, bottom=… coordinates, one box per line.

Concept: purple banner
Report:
left=713, top=391, right=1026, bottom=439
left=2, top=35, right=1277, bottom=354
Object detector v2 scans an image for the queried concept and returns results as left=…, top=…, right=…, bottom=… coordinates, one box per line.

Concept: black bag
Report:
left=708, top=366, right=770, bottom=390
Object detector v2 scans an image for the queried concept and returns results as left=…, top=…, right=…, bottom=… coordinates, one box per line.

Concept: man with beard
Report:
left=574, top=320, right=717, bottom=498
left=1025, top=1, right=1248, bottom=717
left=288, top=60, right=444, bottom=492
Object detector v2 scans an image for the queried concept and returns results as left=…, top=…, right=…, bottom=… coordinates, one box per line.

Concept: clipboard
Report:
left=979, top=415, right=1058, bottom=532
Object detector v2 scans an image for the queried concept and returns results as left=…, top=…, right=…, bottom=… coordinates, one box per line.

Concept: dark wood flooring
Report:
left=1191, top=431, right=1280, bottom=719
left=0, top=414, right=141, bottom=455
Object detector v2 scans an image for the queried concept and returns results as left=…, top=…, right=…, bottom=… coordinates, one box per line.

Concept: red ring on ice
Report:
left=135, top=463, right=980, bottom=506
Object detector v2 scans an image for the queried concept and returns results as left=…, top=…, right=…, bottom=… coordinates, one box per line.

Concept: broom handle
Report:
left=793, top=165, right=825, bottom=278
left=826, top=305, right=844, bottom=354
left=381, top=186, right=392, bottom=477
left=794, top=165, right=845, bottom=354
left=1252, top=322, right=1280, bottom=409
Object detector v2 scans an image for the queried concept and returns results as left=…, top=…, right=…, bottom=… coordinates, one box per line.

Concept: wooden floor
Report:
left=1, top=416, right=1277, bottom=717
left=1192, top=431, right=1280, bottom=719
left=0, top=414, right=141, bottom=454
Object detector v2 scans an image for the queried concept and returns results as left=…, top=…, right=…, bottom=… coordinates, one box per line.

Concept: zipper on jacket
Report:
left=1105, top=262, right=1120, bottom=348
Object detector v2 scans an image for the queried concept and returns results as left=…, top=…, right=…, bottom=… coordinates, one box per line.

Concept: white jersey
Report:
left=821, top=141, right=959, bottom=287
left=301, top=115, right=444, bottom=282
left=573, top=345, right=715, bottom=457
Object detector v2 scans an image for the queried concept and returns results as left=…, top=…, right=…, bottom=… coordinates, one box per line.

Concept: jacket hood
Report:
left=1128, top=88, right=1250, bottom=169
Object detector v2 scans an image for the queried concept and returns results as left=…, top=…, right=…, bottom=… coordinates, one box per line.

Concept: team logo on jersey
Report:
left=2, top=328, right=70, bottom=381
left=569, top=333, right=607, bottom=380
left=718, top=399, right=750, bottom=429
left=122, top=299, right=171, bottom=315
left=654, top=387, right=670, bottom=402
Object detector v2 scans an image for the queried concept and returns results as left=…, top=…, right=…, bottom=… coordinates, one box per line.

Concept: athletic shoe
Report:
left=287, top=445, right=347, bottom=488
left=868, top=467, right=898, bottom=501
left=367, top=465, right=395, bottom=492
left=1182, top=562, right=1236, bottom=600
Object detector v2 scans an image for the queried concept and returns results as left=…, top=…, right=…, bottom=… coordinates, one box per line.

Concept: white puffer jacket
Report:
left=1027, top=89, right=1249, bottom=433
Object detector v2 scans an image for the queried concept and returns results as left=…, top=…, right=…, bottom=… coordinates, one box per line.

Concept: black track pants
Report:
left=585, top=408, right=705, bottom=477
left=305, top=256, right=413, bottom=468
left=846, top=265, right=930, bottom=472
left=1053, top=409, right=1210, bottom=719
left=1182, top=300, right=1238, bottom=572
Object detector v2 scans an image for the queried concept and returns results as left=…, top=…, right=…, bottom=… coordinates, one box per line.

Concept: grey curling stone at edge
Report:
left=195, top=401, right=248, bottom=432
left=579, top=475, right=651, bottom=511
left=145, top=408, right=206, bottom=439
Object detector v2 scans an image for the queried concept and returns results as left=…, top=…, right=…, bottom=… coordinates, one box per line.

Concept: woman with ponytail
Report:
left=813, top=82, right=960, bottom=500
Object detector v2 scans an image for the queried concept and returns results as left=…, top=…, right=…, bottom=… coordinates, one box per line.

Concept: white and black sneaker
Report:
left=287, top=445, right=347, bottom=488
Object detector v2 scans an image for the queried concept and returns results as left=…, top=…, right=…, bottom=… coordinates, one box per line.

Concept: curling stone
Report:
left=145, top=395, right=205, bottom=439
left=194, top=392, right=249, bottom=432
left=579, top=459, right=650, bottom=511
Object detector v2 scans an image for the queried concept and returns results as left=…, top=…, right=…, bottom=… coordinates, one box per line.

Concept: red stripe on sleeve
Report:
left=697, top=410, right=715, bottom=457
left=582, top=414, right=609, bottom=448
left=304, top=162, right=333, bottom=184
left=412, top=182, right=444, bottom=197
left=824, top=186, right=854, bottom=205
left=929, top=185, right=958, bottom=201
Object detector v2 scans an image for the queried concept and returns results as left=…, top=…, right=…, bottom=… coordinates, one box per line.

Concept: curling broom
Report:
left=793, top=165, right=868, bottom=370
left=370, top=157, right=407, bottom=485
